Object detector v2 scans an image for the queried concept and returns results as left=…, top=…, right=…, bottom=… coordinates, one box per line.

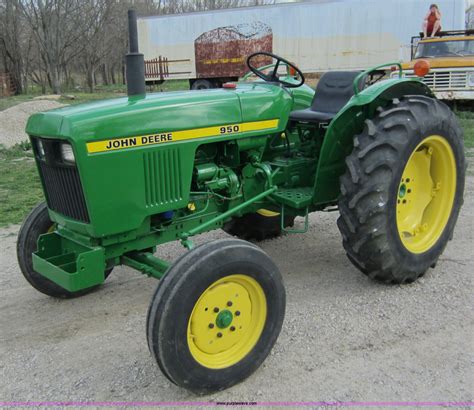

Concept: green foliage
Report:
left=151, top=80, right=189, bottom=92
left=16, top=140, right=32, bottom=152
left=58, top=92, right=126, bottom=105
left=456, top=110, right=474, bottom=149
left=0, top=142, right=33, bottom=159
left=0, top=144, right=43, bottom=226
left=0, top=95, right=37, bottom=111
left=1, top=80, right=190, bottom=112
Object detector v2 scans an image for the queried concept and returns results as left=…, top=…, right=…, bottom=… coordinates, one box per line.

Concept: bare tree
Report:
left=76, top=0, right=114, bottom=92
left=18, top=0, right=94, bottom=93
left=1, top=0, right=276, bottom=94
left=0, top=0, right=29, bottom=92
left=163, top=0, right=274, bottom=14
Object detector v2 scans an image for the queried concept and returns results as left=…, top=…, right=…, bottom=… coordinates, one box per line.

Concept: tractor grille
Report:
left=403, top=70, right=470, bottom=91
left=38, top=162, right=90, bottom=222
left=32, top=137, right=90, bottom=223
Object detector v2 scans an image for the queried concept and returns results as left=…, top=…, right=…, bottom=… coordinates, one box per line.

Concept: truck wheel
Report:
left=223, top=209, right=295, bottom=241
left=191, top=79, right=216, bottom=90
left=17, top=202, right=112, bottom=298
left=146, top=238, right=285, bottom=394
left=338, top=96, right=465, bottom=284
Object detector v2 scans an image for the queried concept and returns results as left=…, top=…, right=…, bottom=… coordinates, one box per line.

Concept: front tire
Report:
left=17, top=202, right=112, bottom=298
left=338, top=96, right=465, bottom=284
left=146, top=238, right=285, bottom=394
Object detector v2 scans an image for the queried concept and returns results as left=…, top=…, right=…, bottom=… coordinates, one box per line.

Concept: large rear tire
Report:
left=17, top=202, right=112, bottom=298
left=146, top=238, right=285, bottom=394
left=337, top=96, right=465, bottom=284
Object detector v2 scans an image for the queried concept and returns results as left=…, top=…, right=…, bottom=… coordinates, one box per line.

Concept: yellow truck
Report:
left=395, top=30, right=474, bottom=102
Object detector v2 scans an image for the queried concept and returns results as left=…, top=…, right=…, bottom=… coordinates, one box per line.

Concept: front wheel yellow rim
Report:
left=187, top=274, right=267, bottom=369
left=396, top=135, right=456, bottom=254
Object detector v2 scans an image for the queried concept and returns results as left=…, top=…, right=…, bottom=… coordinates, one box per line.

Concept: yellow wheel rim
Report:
left=187, top=274, right=267, bottom=369
left=396, top=135, right=456, bottom=254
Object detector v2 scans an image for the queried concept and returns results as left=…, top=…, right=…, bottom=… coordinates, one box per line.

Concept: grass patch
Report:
left=57, top=80, right=189, bottom=106
left=1, top=80, right=190, bottom=111
left=0, top=95, right=38, bottom=111
left=58, top=92, right=126, bottom=105
left=0, top=144, right=43, bottom=226
left=59, top=80, right=189, bottom=104
left=456, top=110, right=474, bottom=149
left=152, top=79, right=189, bottom=92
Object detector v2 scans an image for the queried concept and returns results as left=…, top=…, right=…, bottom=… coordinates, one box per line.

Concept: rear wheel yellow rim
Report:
left=187, top=274, right=267, bottom=369
left=396, top=135, right=456, bottom=254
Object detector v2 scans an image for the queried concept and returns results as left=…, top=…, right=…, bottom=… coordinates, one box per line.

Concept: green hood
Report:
left=26, top=84, right=293, bottom=142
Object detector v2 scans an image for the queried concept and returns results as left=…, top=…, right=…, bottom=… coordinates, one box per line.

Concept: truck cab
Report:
left=394, top=30, right=474, bottom=101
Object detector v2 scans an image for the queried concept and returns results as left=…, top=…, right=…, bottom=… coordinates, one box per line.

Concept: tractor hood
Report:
left=26, top=83, right=292, bottom=143
left=26, top=83, right=294, bottom=237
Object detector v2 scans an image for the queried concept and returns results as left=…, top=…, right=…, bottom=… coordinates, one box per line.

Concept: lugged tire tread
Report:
left=337, top=96, right=465, bottom=284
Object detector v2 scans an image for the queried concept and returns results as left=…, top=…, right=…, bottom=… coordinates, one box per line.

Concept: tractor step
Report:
left=32, top=232, right=106, bottom=292
left=271, top=187, right=313, bottom=209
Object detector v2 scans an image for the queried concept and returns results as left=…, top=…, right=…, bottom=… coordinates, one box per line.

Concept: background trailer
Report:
left=137, top=0, right=468, bottom=88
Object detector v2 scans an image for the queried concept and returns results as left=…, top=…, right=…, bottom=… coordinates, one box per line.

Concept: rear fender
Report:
left=312, top=78, right=434, bottom=205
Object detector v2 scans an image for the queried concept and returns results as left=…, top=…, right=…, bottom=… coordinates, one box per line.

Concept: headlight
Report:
left=468, top=73, right=474, bottom=88
left=60, top=143, right=75, bottom=164
left=36, top=139, right=45, bottom=158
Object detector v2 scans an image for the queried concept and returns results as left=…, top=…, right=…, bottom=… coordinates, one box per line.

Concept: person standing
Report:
left=423, top=4, right=442, bottom=38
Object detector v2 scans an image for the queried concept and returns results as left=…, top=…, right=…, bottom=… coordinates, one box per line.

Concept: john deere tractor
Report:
left=17, top=11, right=465, bottom=393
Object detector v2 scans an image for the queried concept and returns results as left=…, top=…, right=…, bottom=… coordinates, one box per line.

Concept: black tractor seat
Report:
left=290, top=71, right=364, bottom=124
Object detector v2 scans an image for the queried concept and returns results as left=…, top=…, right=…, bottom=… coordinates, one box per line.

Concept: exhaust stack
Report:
left=126, top=9, right=146, bottom=97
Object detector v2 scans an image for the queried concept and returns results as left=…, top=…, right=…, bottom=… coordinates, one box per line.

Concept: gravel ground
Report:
left=0, top=165, right=473, bottom=404
left=0, top=100, right=65, bottom=147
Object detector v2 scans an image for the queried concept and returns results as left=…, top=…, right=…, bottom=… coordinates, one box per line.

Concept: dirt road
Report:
left=1, top=168, right=472, bottom=404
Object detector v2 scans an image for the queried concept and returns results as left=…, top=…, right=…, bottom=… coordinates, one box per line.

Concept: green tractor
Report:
left=18, top=11, right=465, bottom=394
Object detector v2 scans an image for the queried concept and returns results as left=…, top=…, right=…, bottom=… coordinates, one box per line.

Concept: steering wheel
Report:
left=246, top=52, right=305, bottom=88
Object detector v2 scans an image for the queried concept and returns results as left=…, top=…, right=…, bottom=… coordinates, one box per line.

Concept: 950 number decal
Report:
left=219, top=124, right=241, bottom=134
